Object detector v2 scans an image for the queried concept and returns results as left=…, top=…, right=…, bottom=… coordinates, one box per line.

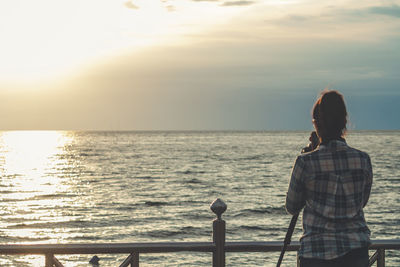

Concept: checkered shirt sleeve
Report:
left=286, top=156, right=307, bottom=215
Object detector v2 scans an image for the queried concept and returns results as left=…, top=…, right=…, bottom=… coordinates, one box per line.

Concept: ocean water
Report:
left=0, top=131, right=399, bottom=266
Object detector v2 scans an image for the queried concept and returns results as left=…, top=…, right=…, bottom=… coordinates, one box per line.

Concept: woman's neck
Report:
left=320, top=136, right=345, bottom=145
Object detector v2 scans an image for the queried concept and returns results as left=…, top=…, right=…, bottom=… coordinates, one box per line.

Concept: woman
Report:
left=286, top=90, right=372, bottom=267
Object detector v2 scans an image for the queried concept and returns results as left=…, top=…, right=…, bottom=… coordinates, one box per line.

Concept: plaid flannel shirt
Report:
left=286, top=140, right=372, bottom=260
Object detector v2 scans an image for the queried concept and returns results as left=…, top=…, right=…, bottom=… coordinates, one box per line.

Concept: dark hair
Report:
left=312, top=90, right=347, bottom=142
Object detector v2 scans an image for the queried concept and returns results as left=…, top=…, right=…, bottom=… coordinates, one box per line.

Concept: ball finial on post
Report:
left=210, top=198, right=227, bottom=220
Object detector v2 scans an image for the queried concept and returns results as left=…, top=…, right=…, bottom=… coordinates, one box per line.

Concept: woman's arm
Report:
left=362, top=155, right=373, bottom=207
left=285, top=156, right=307, bottom=215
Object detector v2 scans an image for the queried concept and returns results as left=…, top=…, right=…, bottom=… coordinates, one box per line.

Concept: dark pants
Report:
left=299, top=247, right=369, bottom=267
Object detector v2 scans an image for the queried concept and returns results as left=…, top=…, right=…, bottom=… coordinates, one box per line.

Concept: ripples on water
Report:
left=0, top=131, right=399, bottom=266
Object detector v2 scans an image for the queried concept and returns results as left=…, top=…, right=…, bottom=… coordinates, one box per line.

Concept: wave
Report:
left=176, top=170, right=206, bottom=175
left=0, top=235, right=51, bottom=242
left=134, top=176, right=153, bottom=179
left=6, top=217, right=141, bottom=230
left=7, top=220, right=93, bottom=229
left=70, top=235, right=106, bottom=241
left=144, top=201, right=168, bottom=207
left=237, top=154, right=267, bottom=161
left=1, top=193, right=79, bottom=203
left=185, top=178, right=203, bottom=184
left=29, top=193, right=78, bottom=200
left=116, top=205, right=139, bottom=211
left=232, top=206, right=286, bottom=217
left=239, top=225, right=270, bottom=231
left=145, top=226, right=206, bottom=238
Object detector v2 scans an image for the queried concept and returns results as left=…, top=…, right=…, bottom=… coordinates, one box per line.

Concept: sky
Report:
left=1, top=0, right=399, bottom=131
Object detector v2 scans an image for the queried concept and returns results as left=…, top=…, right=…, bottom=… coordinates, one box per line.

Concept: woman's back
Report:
left=290, top=140, right=373, bottom=259
left=302, top=140, right=372, bottom=222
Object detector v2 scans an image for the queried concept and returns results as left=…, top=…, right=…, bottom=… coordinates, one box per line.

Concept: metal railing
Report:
left=0, top=199, right=399, bottom=266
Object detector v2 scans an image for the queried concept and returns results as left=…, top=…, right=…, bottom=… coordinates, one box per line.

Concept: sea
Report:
left=0, top=131, right=399, bottom=266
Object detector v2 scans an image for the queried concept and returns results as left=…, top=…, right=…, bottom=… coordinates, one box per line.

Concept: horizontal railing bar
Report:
left=225, top=241, right=300, bottom=252
left=0, top=239, right=399, bottom=255
left=0, top=242, right=215, bottom=255
left=369, top=240, right=400, bottom=249
left=225, top=239, right=400, bottom=252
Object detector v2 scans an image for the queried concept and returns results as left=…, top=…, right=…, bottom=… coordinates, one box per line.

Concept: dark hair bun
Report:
left=313, top=90, right=347, bottom=140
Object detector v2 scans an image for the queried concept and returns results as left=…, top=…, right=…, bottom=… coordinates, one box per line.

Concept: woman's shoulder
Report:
left=346, top=145, right=371, bottom=159
left=297, top=148, right=321, bottom=162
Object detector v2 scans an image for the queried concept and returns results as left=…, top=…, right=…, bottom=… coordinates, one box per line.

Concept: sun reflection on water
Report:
left=0, top=131, right=77, bottom=246
left=1, top=131, right=72, bottom=174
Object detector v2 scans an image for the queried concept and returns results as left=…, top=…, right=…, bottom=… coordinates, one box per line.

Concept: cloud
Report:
left=3, top=0, right=399, bottom=130
left=221, top=1, right=255, bottom=7
left=257, top=3, right=400, bottom=42
left=166, top=5, right=176, bottom=12
left=333, top=4, right=400, bottom=19
left=124, top=1, right=139, bottom=10
left=270, top=3, right=400, bottom=23
left=190, top=0, right=254, bottom=6
left=367, top=5, right=400, bottom=18
left=2, top=29, right=399, bottom=130
left=158, top=0, right=175, bottom=12
left=285, top=15, right=310, bottom=22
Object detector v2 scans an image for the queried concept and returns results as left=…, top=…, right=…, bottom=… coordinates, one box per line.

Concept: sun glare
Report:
left=0, top=131, right=73, bottom=196
left=0, top=0, right=246, bottom=85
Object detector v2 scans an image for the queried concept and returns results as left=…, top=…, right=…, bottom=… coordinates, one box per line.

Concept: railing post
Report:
left=132, top=252, right=139, bottom=267
left=211, top=198, right=227, bottom=267
left=45, top=253, right=53, bottom=267
left=377, top=248, right=385, bottom=267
